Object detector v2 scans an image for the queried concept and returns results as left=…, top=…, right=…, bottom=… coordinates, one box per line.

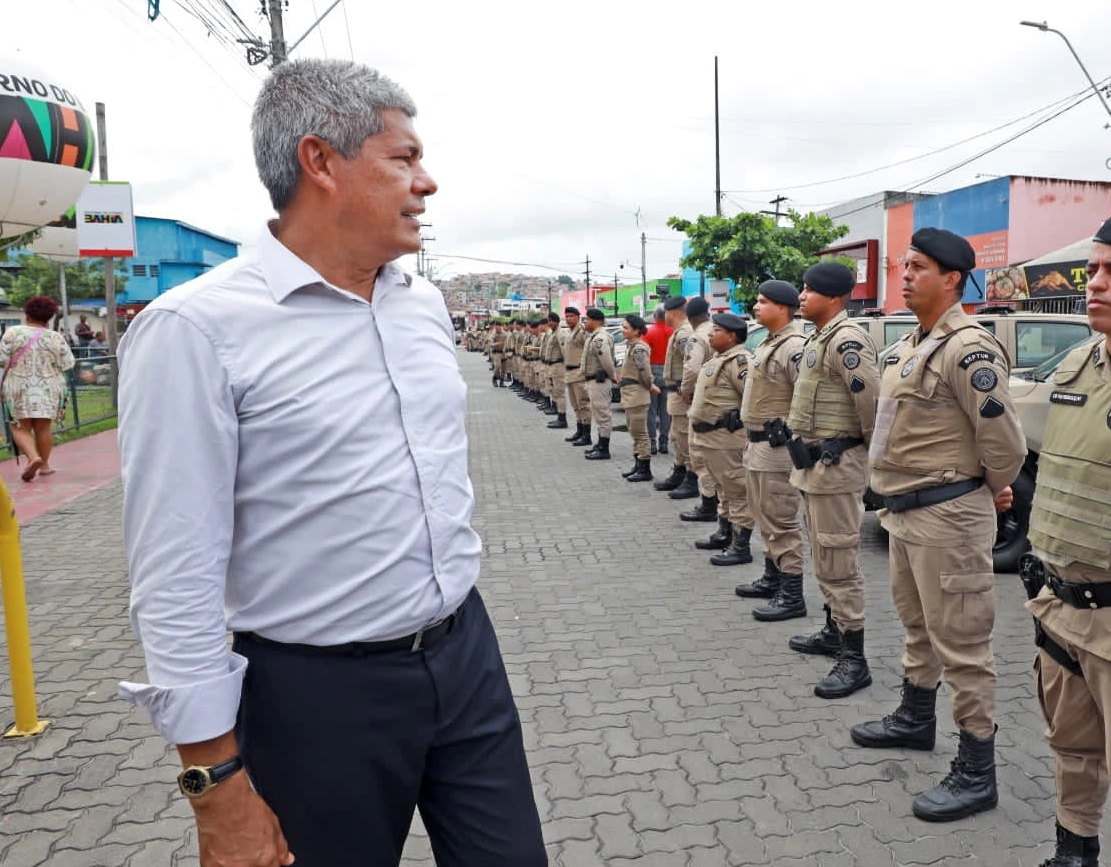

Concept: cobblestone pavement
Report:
left=0, top=348, right=1106, bottom=866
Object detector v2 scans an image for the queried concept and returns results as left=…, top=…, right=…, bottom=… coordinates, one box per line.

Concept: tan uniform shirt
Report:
left=742, top=322, right=805, bottom=473
left=564, top=324, right=587, bottom=383
left=681, top=320, right=714, bottom=400
left=619, top=339, right=653, bottom=408
left=689, top=343, right=749, bottom=449
left=582, top=327, right=616, bottom=380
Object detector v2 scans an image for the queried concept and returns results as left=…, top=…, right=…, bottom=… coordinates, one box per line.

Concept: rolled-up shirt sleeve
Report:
left=117, top=308, right=243, bottom=745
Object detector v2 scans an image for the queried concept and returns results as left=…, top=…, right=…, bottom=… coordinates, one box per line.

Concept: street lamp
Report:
left=1020, top=20, right=1111, bottom=127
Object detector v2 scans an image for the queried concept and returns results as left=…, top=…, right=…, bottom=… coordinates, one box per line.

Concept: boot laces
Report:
left=936, top=755, right=973, bottom=793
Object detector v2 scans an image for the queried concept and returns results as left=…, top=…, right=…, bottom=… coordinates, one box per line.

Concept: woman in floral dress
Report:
left=0, top=295, right=76, bottom=481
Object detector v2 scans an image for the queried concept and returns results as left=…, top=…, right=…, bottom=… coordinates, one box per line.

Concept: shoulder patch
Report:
left=806, top=349, right=818, bottom=368
left=958, top=350, right=996, bottom=370
left=884, top=354, right=901, bottom=366
left=850, top=375, right=866, bottom=393
left=979, top=396, right=1005, bottom=418
left=970, top=367, right=998, bottom=393
left=842, top=351, right=860, bottom=370
left=837, top=340, right=864, bottom=354
left=789, top=351, right=803, bottom=365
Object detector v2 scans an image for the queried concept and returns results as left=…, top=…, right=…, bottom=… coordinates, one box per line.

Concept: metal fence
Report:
left=0, top=354, right=118, bottom=457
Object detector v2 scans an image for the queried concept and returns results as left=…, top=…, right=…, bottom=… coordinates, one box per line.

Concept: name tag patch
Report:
left=1050, top=391, right=1088, bottom=406
left=838, top=340, right=864, bottom=354
left=959, top=350, right=996, bottom=370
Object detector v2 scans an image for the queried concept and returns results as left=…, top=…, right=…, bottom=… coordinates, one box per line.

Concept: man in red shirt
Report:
left=643, top=304, right=674, bottom=454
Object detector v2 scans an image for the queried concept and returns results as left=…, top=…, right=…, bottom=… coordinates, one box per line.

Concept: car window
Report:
left=1014, top=321, right=1091, bottom=370
left=744, top=321, right=815, bottom=352
left=883, top=321, right=917, bottom=345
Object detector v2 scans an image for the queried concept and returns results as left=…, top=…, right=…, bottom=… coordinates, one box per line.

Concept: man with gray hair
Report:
left=117, top=59, right=546, bottom=866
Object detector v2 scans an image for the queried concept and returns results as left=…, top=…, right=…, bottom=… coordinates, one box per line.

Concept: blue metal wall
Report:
left=121, top=217, right=238, bottom=302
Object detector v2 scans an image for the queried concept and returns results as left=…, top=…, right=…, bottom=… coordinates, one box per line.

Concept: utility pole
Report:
left=267, top=0, right=288, bottom=66
left=714, top=55, right=722, bottom=216
left=613, top=273, right=619, bottom=316
left=95, top=102, right=118, bottom=358
left=583, top=255, right=591, bottom=299
left=761, top=195, right=788, bottom=226
left=417, top=226, right=434, bottom=277
left=640, top=231, right=647, bottom=313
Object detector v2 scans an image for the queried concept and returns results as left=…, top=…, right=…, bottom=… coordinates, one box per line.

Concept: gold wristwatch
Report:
left=177, top=756, right=244, bottom=798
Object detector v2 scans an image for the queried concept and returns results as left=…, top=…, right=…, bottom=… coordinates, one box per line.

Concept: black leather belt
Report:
left=691, top=420, right=726, bottom=433
left=565, top=364, right=580, bottom=370
left=237, top=602, right=463, bottom=656
left=747, top=429, right=769, bottom=442
left=665, top=384, right=682, bottom=392
left=491, top=350, right=503, bottom=354
left=619, top=377, right=641, bottom=387
left=881, top=477, right=983, bottom=514
left=1047, top=573, right=1111, bottom=610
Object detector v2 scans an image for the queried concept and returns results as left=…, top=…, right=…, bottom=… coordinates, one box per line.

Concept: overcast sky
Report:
left=8, top=0, right=1111, bottom=284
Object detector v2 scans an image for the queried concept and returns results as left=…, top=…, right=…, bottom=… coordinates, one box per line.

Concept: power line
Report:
left=435, top=253, right=577, bottom=273
left=340, top=0, right=354, bottom=60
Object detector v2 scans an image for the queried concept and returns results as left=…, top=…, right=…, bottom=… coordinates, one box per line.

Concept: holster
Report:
left=1020, top=553, right=1084, bottom=678
left=787, top=436, right=815, bottom=470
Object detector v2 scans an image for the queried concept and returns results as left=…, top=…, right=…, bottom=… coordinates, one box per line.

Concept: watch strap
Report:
left=208, top=755, right=244, bottom=785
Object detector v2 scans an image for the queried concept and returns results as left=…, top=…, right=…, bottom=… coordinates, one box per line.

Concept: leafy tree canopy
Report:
left=667, top=209, right=850, bottom=307
left=556, top=274, right=575, bottom=286
left=0, top=253, right=129, bottom=309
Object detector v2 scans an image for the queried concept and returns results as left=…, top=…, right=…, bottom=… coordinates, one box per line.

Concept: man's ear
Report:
left=296, top=134, right=342, bottom=196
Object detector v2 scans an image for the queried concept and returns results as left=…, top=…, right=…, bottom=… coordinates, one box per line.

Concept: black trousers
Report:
left=233, top=588, right=547, bottom=866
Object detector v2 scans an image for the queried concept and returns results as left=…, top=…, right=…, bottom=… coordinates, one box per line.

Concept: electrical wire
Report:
left=309, top=0, right=328, bottom=57
left=340, top=0, right=354, bottom=60
left=436, top=254, right=579, bottom=272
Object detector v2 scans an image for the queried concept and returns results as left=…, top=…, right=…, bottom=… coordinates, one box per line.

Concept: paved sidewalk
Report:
left=0, top=351, right=1105, bottom=865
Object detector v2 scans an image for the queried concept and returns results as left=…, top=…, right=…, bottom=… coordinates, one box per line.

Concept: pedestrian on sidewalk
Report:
left=644, top=304, right=673, bottom=454
left=117, top=58, right=546, bottom=867
left=0, top=294, right=75, bottom=482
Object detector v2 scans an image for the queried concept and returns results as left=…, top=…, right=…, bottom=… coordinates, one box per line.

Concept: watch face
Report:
left=179, top=767, right=211, bottom=797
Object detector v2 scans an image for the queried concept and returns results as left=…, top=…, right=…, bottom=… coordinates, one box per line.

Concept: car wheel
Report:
left=993, top=466, right=1036, bottom=573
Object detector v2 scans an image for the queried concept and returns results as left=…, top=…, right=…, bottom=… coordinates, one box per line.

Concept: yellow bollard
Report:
left=0, top=477, right=49, bottom=737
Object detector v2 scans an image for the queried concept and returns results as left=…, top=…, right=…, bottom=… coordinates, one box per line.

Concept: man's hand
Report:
left=650, top=384, right=661, bottom=395
left=993, top=485, right=1014, bottom=513
left=192, top=772, right=294, bottom=866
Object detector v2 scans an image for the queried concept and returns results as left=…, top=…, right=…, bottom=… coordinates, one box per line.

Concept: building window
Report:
left=150, top=265, right=160, bottom=277
left=133, top=264, right=147, bottom=276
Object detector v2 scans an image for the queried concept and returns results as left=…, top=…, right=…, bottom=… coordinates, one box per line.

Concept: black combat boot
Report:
left=626, top=458, right=653, bottom=482
left=621, top=460, right=640, bottom=478
left=547, top=413, right=568, bottom=429
left=654, top=464, right=686, bottom=491
left=492, top=374, right=499, bottom=387
left=814, top=628, right=872, bottom=699
left=668, top=470, right=700, bottom=500
left=694, top=516, right=732, bottom=550
left=912, top=727, right=998, bottom=822
left=1039, top=820, right=1100, bottom=867
left=735, top=557, right=781, bottom=599
left=524, top=389, right=538, bottom=402
left=584, top=436, right=611, bottom=460
left=571, top=425, right=593, bottom=446
left=710, top=527, right=753, bottom=566
left=566, top=422, right=585, bottom=442
left=542, top=399, right=558, bottom=415
left=679, top=494, right=719, bottom=521
left=659, top=439, right=668, bottom=454
left=788, top=605, right=841, bottom=657
left=850, top=678, right=937, bottom=750
left=752, top=572, right=806, bottom=621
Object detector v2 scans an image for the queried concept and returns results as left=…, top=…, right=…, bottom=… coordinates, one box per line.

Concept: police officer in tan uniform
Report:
left=735, top=280, right=806, bottom=601
left=852, top=227, right=1025, bottom=823
left=1024, top=217, right=1111, bottom=867
left=535, top=318, right=558, bottom=416
left=687, top=313, right=756, bottom=566
left=545, top=311, right=569, bottom=429
left=769, top=263, right=879, bottom=701
left=618, top=314, right=659, bottom=482
left=677, top=297, right=719, bottom=520
left=655, top=296, right=694, bottom=492
left=489, top=323, right=508, bottom=386
left=563, top=307, right=592, bottom=445
left=582, top=307, right=617, bottom=460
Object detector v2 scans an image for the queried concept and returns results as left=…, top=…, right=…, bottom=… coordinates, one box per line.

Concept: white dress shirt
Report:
left=117, top=224, right=480, bottom=744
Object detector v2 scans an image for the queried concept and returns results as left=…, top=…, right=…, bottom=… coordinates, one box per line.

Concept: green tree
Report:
left=667, top=209, right=850, bottom=307
left=557, top=274, right=574, bottom=287
left=0, top=253, right=129, bottom=308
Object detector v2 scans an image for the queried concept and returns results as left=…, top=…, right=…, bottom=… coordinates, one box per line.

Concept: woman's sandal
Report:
left=21, top=457, right=42, bottom=482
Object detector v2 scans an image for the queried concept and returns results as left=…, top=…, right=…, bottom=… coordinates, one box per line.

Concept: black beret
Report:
left=585, top=307, right=606, bottom=322
left=663, top=296, right=687, bottom=311
left=527, top=318, right=543, bottom=328
left=804, top=262, right=856, bottom=297
left=757, top=279, right=799, bottom=308
left=1095, top=217, right=1111, bottom=245
left=711, top=312, right=748, bottom=339
left=564, top=306, right=581, bottom=316
left=685, top=296, right=710, bottom=317
left=548, top=312, right=560, bottom=323
left=909, top=227, right=977, bottom=273
left=624, top=313, right=646, bottom=331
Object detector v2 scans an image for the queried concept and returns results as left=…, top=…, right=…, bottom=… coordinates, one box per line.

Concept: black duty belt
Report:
left=619, top=377, right=641, bottom=387
left=747, top=429, right=769, bottom=443
left=565, top=364, right=580, bottom=370
left=237, top=602, right=463, bottom=656
left=1047, top=573, right=1111, bottom=610
left=491, top=350, right=503, bottom=354
left=881, top=477, right=983, bottom=514
left=691, top=419, right=727, bottom=433
left=665, top=384, right=682, bottom=392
